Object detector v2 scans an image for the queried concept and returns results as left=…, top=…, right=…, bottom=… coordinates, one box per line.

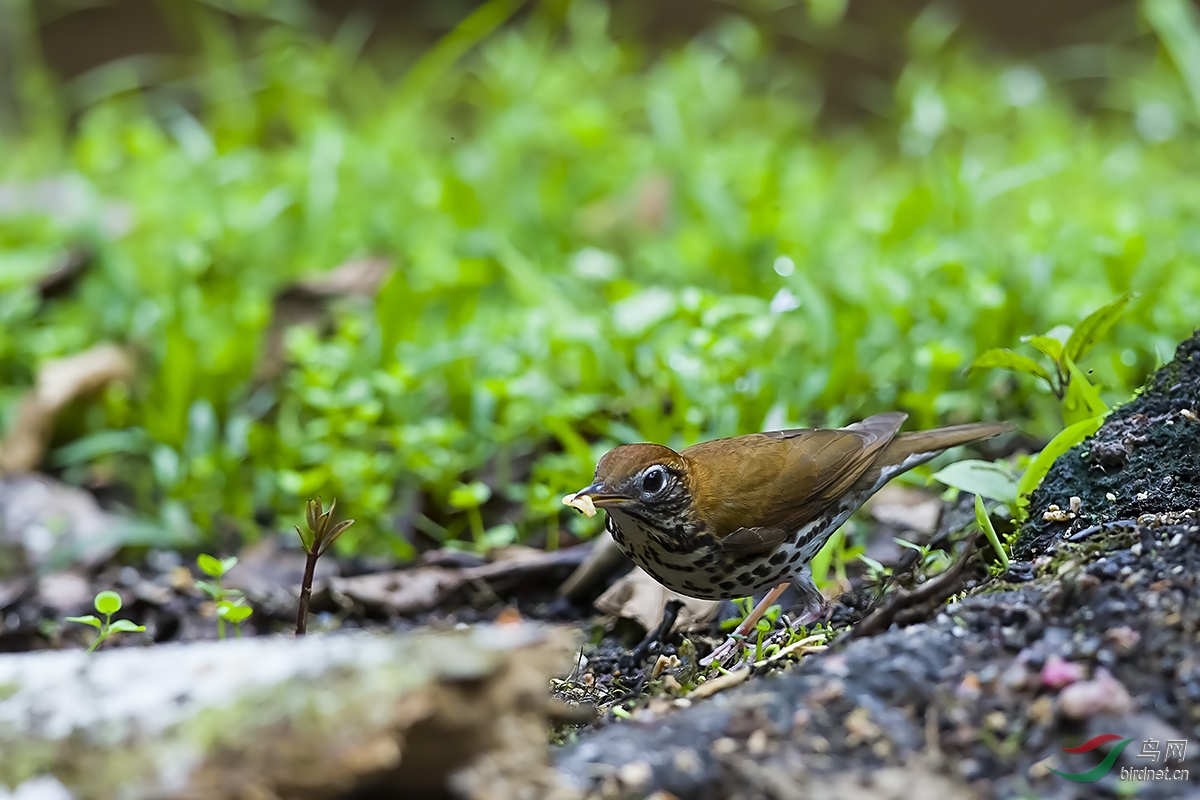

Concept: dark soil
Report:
left=1017, top=331, right=1200, bottom=559
left=554, top=330, right=1200, bottom=800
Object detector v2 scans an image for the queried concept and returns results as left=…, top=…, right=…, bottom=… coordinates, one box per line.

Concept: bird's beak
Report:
left=571, top=483, right=633, bottom=507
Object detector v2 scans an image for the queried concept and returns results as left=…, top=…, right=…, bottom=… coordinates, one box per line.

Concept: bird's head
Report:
left=571, top=443, right=693, bottom=527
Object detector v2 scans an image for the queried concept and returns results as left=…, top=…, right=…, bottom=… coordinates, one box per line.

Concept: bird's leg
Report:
left=700, top=581, right=790, bottom=666
left=621, top=599, right=684, bottom=670
left=788, top=565, right=829, bottom=626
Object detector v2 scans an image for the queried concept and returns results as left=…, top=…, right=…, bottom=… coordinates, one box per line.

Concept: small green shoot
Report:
left=294, top=496, right=355, bottom=636
left=975, top=494, right=1010, bottom=571
left=858, top=553, right=892, bottom=584
left=217, top=601, right=253, bottom=636
left=195, top=554, right=251, bottom=638
left=66, top=590, right=146, bottom=653
left=971, top=293, right=1132, bottom=423
left=894, top=538, right=953, bottom=575
left=448, top=481, right=492, bottom=548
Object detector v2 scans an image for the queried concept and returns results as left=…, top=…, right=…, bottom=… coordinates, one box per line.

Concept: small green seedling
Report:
left=894, top=537, right=953, bottom=576
left=448, top=481, right=492, bottom=548
left=858, top=553, right=892, bottom=584
left=217, top=600, right=253, bottom=636
left=975, top=494, right=1010, bottom=571
left=66, top=590, right=146, bottom=653
left=294, top=496, right=355, bottom=636
left=971, top=293, right=1132, bottom=425
left=196, top=554, right=251, bottom=638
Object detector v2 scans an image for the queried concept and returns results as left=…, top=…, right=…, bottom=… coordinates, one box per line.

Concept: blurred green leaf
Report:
left=93, top=590, right=122, bottom=616
left=217, top=602, right=252, bottom=623
left=970, top=349, right=1053, bottom=388
left=196, top=554, right=226, bottom=578
left=106, top=619, right=146, bottom=633
left=194, top=580, right=223, bottom=598
left=1064, top=294, right=1134, bottom=365
left=1021, top=335, right=1063, bottom=363
left=1061, top=359, right=1108, bottom=426
left=65, top=615, right=102, bottom=629
left=932, top=459, right=1018, bottom=504
left=449, top=481, right=492, bottom=509
left=974, top=494, right=1009, bottom=569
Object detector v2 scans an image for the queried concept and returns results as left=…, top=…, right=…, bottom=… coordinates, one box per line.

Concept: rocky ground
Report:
left=554, top=330, right=1200, bottom=799
left=2, top=332, right=1199, bottom=799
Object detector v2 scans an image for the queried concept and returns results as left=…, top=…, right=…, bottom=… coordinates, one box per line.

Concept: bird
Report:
left=567, top=412, right=1012, bottom=663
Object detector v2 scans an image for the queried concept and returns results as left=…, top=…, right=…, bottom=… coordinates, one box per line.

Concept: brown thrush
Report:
left=567, top=412, right=1012, bottom=663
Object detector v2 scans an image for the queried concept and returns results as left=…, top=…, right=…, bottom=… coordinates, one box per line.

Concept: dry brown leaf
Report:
left=330, top=568, right=464, bottom=615
left=329, top=544, right=588, bottom=616
left=594, top=566, right=721, bottom=633
left=280, top=257, right=392, bottom=299
left=0, top=344, right=133, bottom=475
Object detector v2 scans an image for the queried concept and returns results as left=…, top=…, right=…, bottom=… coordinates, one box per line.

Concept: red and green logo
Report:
left=1049, top=734, right=1135, bottom=783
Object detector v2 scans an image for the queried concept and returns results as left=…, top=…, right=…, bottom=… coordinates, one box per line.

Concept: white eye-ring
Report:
left=640, top=465, right=668, bottom=496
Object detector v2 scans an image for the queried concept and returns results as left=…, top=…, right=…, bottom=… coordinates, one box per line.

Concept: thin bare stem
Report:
left=295, top=550, right=319, bottom=636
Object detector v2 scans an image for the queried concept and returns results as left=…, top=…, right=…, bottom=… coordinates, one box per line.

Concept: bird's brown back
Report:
left=679, top=414, right=1011, bottom=540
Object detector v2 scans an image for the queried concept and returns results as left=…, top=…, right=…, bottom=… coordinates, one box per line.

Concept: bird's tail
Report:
left=860, top=420, right=1013, bottom=490
left=883, top=421, right=1014, bottom=464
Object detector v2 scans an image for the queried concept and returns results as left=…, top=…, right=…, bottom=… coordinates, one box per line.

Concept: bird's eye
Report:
left=640, top=466, right=667, bottom=496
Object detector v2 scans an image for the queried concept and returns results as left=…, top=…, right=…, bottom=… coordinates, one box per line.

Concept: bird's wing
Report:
left=684, top=412, right=908, bottom=539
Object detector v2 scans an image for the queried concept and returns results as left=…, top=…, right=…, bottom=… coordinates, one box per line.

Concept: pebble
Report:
left=1041, top=654, right=1085, bottom=689
left=672, top=748, right=703, bottom=776
left=1028, top=696, right=1056, bottom=726
left=957, top=672, right=982, bottom=701
left=617, top=761, right=652, bottom=790
left=712, top=737, right=739, bottom=757
left=1059, top=668, right=1133, bottom=719
left=998, top=661, right=1030, bottom=693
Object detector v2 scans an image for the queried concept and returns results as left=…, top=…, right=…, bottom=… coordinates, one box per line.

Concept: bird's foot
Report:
left=699, top=582, right=790, bottom=667
left=791, top=596, right=831, bottom=628
left=619, top=599, right=684, bottom=671
left=699, top=631, right=750, bottom=667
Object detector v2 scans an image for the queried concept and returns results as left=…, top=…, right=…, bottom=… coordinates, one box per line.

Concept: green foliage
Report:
left=975, top=494, right=1010, bottom=570
left=970, top=294, right=1132, bottom=424
left=294, top=496, right=355, bottom=556
left=894, top=537, right=953, bottom=575
left=1, top=2, right=1192, bottom=555
left=66, top=590, right=146, bottom=652
left=194, top=554, right=252, bottom=637
left=932, top=459, right=1019, bottom=504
